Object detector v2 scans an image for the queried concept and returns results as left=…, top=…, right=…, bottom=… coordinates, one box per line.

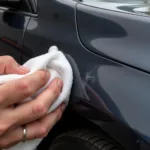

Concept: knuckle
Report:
left=5, top=56, right=14, bottom=62
left=32, top=103, right=48, bottom=118
left=38, top=127, right=48, bottom=138
left=5, top=55, right=13, bottom=60
left=16, top=80, right=32, bottom=97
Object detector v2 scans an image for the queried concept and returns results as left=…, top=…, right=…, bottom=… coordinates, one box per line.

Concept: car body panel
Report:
left=76, top=3, right=150, bottom=73
left=76, top=2, right=150, bottom=143
left=0, top=7, right=30, bottom=63
left=78, top=1, right=150, bottom=16
left=21, top=0, right=150, bottom=149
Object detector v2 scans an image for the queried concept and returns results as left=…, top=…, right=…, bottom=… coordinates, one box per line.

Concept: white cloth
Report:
left=1, top=46, right=73, bottom=150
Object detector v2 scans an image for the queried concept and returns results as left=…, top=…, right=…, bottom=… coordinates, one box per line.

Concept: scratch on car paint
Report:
left=85, top=71, right=96, bottom=84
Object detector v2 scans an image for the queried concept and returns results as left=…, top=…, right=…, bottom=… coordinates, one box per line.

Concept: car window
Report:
left=78, top=0, right=150, bottom=16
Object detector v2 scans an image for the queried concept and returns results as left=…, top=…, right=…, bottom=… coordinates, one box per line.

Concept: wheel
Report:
left=49, top=129, right=124, bottom=150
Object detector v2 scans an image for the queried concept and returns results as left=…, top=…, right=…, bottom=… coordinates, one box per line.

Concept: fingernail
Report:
left=61, top=103, right=66, bottom=112
left=19, top=66, right=29, bottom=72
left=57, top=78, right=63, bottom=88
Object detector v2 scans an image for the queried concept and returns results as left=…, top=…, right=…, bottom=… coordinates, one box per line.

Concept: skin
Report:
left=0, top=56, right=65, bottom=149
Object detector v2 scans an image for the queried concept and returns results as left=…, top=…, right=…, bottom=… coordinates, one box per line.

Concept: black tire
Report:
left=50, top=129, right=124, bottom=150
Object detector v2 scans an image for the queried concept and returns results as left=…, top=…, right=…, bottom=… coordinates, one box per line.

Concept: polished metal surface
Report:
left=0, top=0, right=149, bottom=149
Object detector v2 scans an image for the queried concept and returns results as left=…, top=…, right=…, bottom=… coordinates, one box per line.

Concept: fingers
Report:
left=26, top=103, right=66, bottom=140
left=0, top=104, right=65, bottom=149
left=0, top=70, right=50, bottom=108
left=11, top=78, right=63, bottom=127
left=0, top=127, right=23, bottom=149
left=0, top=56, right=29, bottom=75
left=34, top=78, right=63, bottom=113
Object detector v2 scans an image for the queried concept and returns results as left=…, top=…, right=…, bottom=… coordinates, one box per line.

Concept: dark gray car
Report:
left=0, top=0, right=150, bottom=150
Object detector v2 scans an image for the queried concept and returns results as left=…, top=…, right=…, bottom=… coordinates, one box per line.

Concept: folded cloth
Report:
left=2, top=46, right=73, bottom=150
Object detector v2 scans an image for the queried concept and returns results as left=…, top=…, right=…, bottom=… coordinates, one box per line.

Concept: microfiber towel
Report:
left=1, top=46, right=73, bottom=150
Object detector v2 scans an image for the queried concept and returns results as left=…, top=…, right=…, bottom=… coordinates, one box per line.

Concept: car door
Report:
left=22, top=0, right=150, bottom=148
left=76, top=0, right=150, bottom=144
left=0, top=0, right=33, bottom=63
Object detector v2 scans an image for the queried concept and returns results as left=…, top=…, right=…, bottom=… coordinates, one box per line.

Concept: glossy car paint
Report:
left=0, top=7, right=30, bottom=62
left=0, top=0, right=149, bottom=149
left=76, top=3, right=150, bottom=73
left=76, top=1, right=150, bottom=143
left=21, top=0, right=150, bottom=149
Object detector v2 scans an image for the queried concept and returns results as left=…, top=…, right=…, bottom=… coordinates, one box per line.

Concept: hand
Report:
left=0, top=56, right=65, bottom=149
left=0, top=56, right=29, bottom=75
left=0, top=103, right=65, bottom=149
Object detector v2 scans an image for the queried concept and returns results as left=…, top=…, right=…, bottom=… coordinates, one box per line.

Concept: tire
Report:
left=50, top=129, right=124, bottom=150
